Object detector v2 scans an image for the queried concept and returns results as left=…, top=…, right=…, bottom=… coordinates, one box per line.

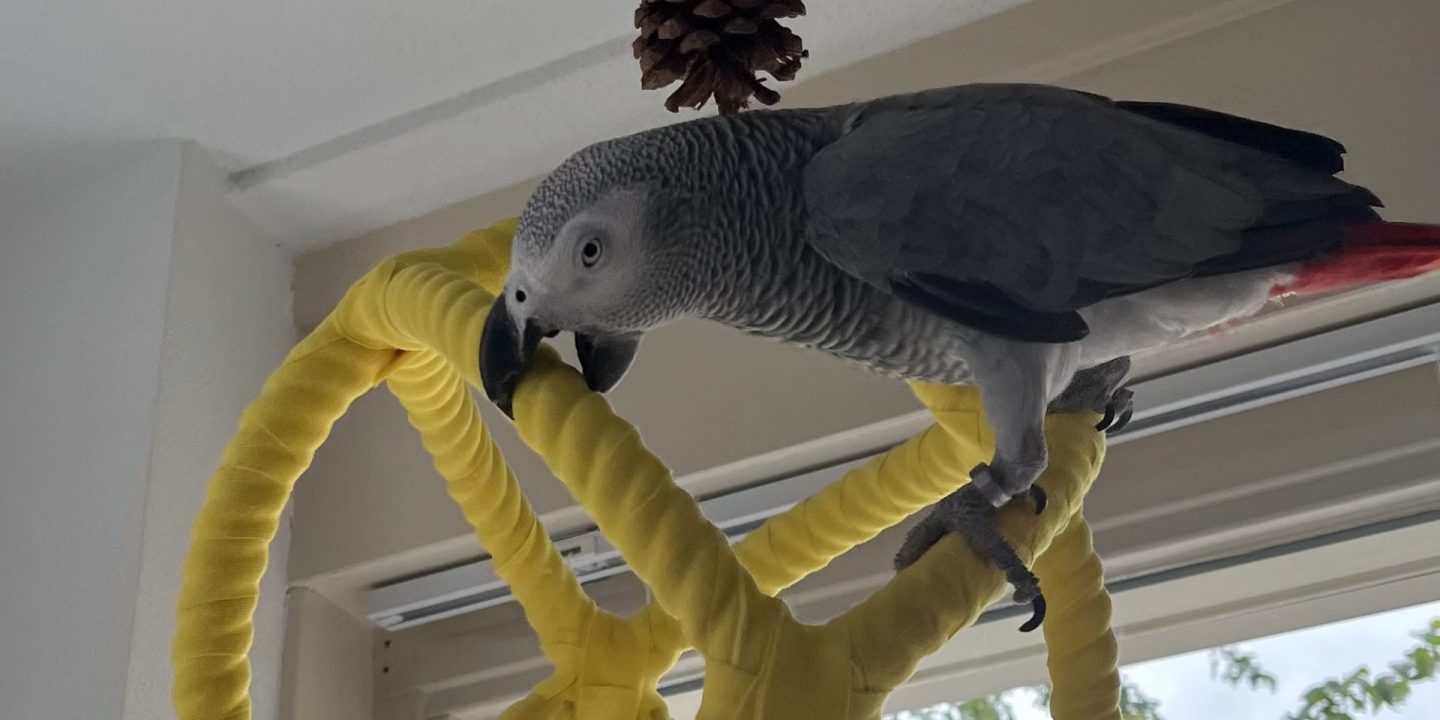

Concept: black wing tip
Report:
left=1113, top=100, right=1348, bottom=175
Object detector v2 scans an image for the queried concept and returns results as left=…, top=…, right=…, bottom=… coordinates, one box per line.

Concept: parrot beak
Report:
left=480, top=294, right=545, bottom=419
left=574, top=331, right=641, bottom=394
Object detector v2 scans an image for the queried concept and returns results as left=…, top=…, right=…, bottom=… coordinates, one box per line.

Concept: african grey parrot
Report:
left=478, top=83, right=1440, bottom=629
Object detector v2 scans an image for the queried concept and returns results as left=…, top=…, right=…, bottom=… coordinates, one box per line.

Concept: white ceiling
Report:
left=2, top=0, right=1029, bottom=250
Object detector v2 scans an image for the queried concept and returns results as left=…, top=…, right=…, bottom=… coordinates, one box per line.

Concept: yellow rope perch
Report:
left=173, top=219, right=1120, bottom=719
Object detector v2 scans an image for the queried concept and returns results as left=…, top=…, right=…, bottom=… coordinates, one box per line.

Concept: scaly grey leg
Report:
left=969, top=343, right=1055, bottom=509
left=893, top=354, right=1134, bottom=631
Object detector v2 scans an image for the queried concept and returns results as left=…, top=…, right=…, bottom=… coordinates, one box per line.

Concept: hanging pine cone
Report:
left=633, top=0, right=809, bottom=115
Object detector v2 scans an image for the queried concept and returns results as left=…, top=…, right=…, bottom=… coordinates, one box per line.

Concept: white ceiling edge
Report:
left=229, top=0, right=1034, bottom=250
left=230, top=46, right=675, bottom=248
left=229, top=0, right=1295, bottom=251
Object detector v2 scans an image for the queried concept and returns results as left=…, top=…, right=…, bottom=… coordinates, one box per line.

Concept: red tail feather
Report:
left=1272, top=222, right=1440, bottom=298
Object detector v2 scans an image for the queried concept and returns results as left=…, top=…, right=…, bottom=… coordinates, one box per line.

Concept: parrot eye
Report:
left=580, top=237, right=603, bottom=268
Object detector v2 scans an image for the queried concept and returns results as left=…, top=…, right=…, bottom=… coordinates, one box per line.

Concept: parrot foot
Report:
left=894, top=483, right=1046, bottom=632
left=1051, top=356, right=1134, bottom=435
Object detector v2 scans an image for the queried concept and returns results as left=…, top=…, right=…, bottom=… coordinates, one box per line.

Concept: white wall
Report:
left=0, top=143, right=296, bottom=719
left=1, top=144, right=184, bottom=720
left=120, top=146, right=297, bottom=720
left=279, top=589, right=376, bottom=720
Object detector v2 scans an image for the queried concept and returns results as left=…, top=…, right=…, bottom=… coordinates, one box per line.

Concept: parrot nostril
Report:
left=514, top=289, right=527, bottom=303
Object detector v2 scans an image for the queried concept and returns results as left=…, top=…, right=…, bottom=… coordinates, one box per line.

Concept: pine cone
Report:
left=633, top=0, right=809, bottom=115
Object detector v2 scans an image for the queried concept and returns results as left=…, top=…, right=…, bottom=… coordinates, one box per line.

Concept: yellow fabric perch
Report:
left=513, top=351, right=1106, bottom=718
left=172, top=219, right=1120, bottom=720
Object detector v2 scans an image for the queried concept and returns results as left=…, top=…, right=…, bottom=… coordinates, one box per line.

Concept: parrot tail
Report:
left=1271, top=222, right=1440, bottom=298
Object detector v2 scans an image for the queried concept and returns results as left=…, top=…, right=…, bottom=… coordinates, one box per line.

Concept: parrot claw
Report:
left=1019, top=594, right=1047, bottom=633
left=1069, top=364, right=1133, bottom=434
left=894, top=483, right=1047, bottom=632
left=1101, top=387, right=1135, bottom=435
left=1029, top=484, right=1047, bottom=515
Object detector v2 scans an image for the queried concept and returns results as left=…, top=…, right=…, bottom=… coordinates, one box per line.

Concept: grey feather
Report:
left=802, top=84, right=1373, bottom=341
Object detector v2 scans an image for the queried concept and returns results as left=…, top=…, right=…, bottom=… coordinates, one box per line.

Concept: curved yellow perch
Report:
left=172, top=219, right=1120, bottom=719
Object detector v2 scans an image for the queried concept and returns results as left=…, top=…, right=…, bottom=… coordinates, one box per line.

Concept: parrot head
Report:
left=480, top=138, right=703, bottom=416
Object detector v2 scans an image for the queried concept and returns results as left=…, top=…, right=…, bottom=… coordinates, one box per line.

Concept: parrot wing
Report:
left=801, top=83, right=1378, bottom=342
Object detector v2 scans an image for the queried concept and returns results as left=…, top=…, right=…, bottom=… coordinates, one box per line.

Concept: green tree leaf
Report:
left=1119, top=678, right=1164, bottom=720
left=1283, top=615, right=1440, bottom=719
left=1211, top=647, right=1280, bottom=693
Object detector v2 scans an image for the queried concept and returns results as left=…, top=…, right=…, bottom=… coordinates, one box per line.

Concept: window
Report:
left=886, top=599, right=1440, bottom=720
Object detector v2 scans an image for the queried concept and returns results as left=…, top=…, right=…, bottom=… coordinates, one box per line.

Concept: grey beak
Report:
left=574, top=332, right=641, bottom=394
left=480, top=294, right=544, bottom=418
